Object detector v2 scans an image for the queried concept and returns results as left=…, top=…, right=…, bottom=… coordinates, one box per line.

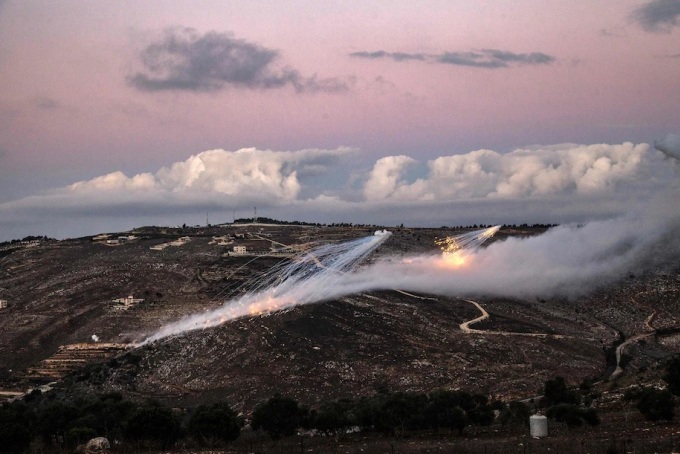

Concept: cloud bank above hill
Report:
left=67, top=147, right=354, bottom=202
left=363, top=142, right=655, bottom=202
left=0, top=140, right=675, bottom=240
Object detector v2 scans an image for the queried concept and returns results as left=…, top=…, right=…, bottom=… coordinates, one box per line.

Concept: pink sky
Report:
left=0, top=0, right=679, bottom=239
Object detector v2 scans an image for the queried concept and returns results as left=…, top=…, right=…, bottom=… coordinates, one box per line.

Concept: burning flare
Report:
left=436, top=225, right=500, bottom=268
left=138, top=230, right=391, bottom=345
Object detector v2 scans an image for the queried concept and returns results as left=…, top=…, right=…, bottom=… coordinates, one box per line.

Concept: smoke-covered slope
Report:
left=2, top=225, right=679, bottom=411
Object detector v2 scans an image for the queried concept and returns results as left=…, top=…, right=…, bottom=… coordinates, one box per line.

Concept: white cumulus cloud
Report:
left=363, top=142, right=653, bottom=201
left=68, top=147, right=354, bottom=202
left=363, top=155, right=417, bottom=201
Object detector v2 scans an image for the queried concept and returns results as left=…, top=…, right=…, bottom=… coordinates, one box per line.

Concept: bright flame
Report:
left=435, top=225, right=500, bottom=269
left=442, top=250, right=468, bottom=268
left=138, top=230, right=392, bottom=345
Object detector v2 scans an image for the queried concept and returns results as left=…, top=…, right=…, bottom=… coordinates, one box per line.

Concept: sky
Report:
left=0, top=0, right=679, bottom=241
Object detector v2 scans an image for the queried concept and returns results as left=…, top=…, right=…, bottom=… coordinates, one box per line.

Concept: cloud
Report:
left=35, top=97, right=60, bottom=110
left=361, top=142, right=668, bottom=202
left=363, top=155, right=417, bottom=201
left=655, top=133, right=680, bottom=160
left=67, top=147, right=354, bottom=201
left=631, top=0, right=680, bottom=32
left=350, top=49, right=555, bottom=68
left=349, top=50, right=427, bottom=62
left=129, top=27, right=348, bottom=93
left=0, top=140, right=675, bottom=241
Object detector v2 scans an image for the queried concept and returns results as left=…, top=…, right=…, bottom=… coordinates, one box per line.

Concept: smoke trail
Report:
left=335, top=203, right=679, bottom=300
left=139, top=230, right=392, bottom=344
left=332, top=138, right=680, bottom=300
left=138, top=135, right=680, bottom=345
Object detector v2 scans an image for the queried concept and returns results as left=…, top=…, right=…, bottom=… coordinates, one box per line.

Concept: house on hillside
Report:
left=111, top=295, right=144, bottom=310
left=0, top=299, right=7, bottom=309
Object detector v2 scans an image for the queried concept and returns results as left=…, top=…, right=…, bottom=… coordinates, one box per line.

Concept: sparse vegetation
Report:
left=1, top=224, right=680, bottom=450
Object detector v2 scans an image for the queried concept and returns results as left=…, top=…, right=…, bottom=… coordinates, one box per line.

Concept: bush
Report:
left=664, top=355, right=680, bottom=396
left=64, top=426, right=97, bottom=448
left=187, top=402, right=241, bottom=444
left=0, top=402, right=33, bottom=453
left=499, top=401, right=531, bottom=427
left=544, top=377, right=580, bottom=407
left=546, top=404, right=600, bottom=427
left=252, top=394, right=304, bottom=439
left=636, top=388, right=674, bottom=422
left=310, top=399, right=355, bottom=436
left=124, top=400, right=181, bottom=449
left=373, top=392, right=428, bottom=435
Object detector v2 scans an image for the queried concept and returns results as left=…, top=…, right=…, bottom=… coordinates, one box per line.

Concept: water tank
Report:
left=529, top=414, right=548, bottom=438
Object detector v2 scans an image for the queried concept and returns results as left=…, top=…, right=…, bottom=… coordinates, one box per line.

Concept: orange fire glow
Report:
left=442, top=250, right=468, bottom=268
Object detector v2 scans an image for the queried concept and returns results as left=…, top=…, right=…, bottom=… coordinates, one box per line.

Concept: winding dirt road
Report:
left=610, top=307, right=657, bottom=380
left=459, top=299, right=573, bottom=339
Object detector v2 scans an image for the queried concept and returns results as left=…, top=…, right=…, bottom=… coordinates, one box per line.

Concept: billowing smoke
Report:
left=341, top=137, right=680, bottom=299
left=138, top=135, right=680, bottom=344
left=341, top=201, right=678, bottom=300
left=139, top=230, right=392, bottom=344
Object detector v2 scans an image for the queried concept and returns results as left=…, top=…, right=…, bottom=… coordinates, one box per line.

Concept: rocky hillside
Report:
left=1, top=224, right=679, bottom=412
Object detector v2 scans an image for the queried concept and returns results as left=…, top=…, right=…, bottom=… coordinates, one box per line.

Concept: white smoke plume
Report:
left=137, top=135, right=680, bottom=345
left=139, top=230, right=392, bottom=344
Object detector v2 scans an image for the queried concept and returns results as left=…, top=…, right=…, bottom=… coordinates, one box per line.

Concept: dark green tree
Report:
left=424, top=391, right=468, bottom=434
left=187, top=402, right=241, bottom=445
left=636, top=388, right=675, bottom=422
left=543, top=377, right=579, bottom=407
left=499, top=401, right=531, bottom=427
left=311, top=399, right=355, bottom=436
left=546, top=404, right=600, bottom=427
left=251, top=394, right=304, bottom=439
left=664, top=355, right=680, bottom=396
left=36, top=401, right=78, bottom=446
left=373, top=392, right=428, bottom=435
left=124, top=400, right=181, bottom=449
left=0, top=402, right=33, bottom=453
left=467, top=394, right=495, bottom=426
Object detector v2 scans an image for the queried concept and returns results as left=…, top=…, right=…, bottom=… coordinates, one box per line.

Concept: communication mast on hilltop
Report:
left=253, top=206, right=258, bottom=223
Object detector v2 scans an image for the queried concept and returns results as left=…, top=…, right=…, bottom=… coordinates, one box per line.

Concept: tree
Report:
left=251, top=394, right=304, bottom=439
left=664, top=355, right=680, bottom=396
left=424, top=391, right=468, bottom=434
left=373, top=392, right=428, bottom=436
left=467, top=394, right=495, bottom=426
left=36, top=401, right=78, bottom=446
left=499, top=401, right=531, bottom=427
left=636, top=388, right=674, bottom=422
left=188, top=402, right=241, bottom=445
left=546, top=404, right=600, bottom=427
left=124, top=400, right=181, bottom=449
left=0, top=402, right=33, bottom=453
left=310, top=399, right=354, bottom=436
left=544, top=377, right=579, bottom=407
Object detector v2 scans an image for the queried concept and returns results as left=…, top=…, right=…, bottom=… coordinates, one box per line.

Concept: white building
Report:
left=233, top=245, right=247, bottom=255
left=111, top=295, right=144, bottom=310
left=0, top=299, right=7, bottom=309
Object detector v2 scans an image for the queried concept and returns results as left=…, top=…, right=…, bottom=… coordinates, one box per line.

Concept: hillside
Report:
left=1, top=224, right=679, bottom=415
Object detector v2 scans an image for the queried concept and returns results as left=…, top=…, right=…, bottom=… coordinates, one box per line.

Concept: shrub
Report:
left=636, top=388, right=674, bottom=422
left=252, top=394, right=304, bottom=439
left=187, top=402, right=241, bottom=444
